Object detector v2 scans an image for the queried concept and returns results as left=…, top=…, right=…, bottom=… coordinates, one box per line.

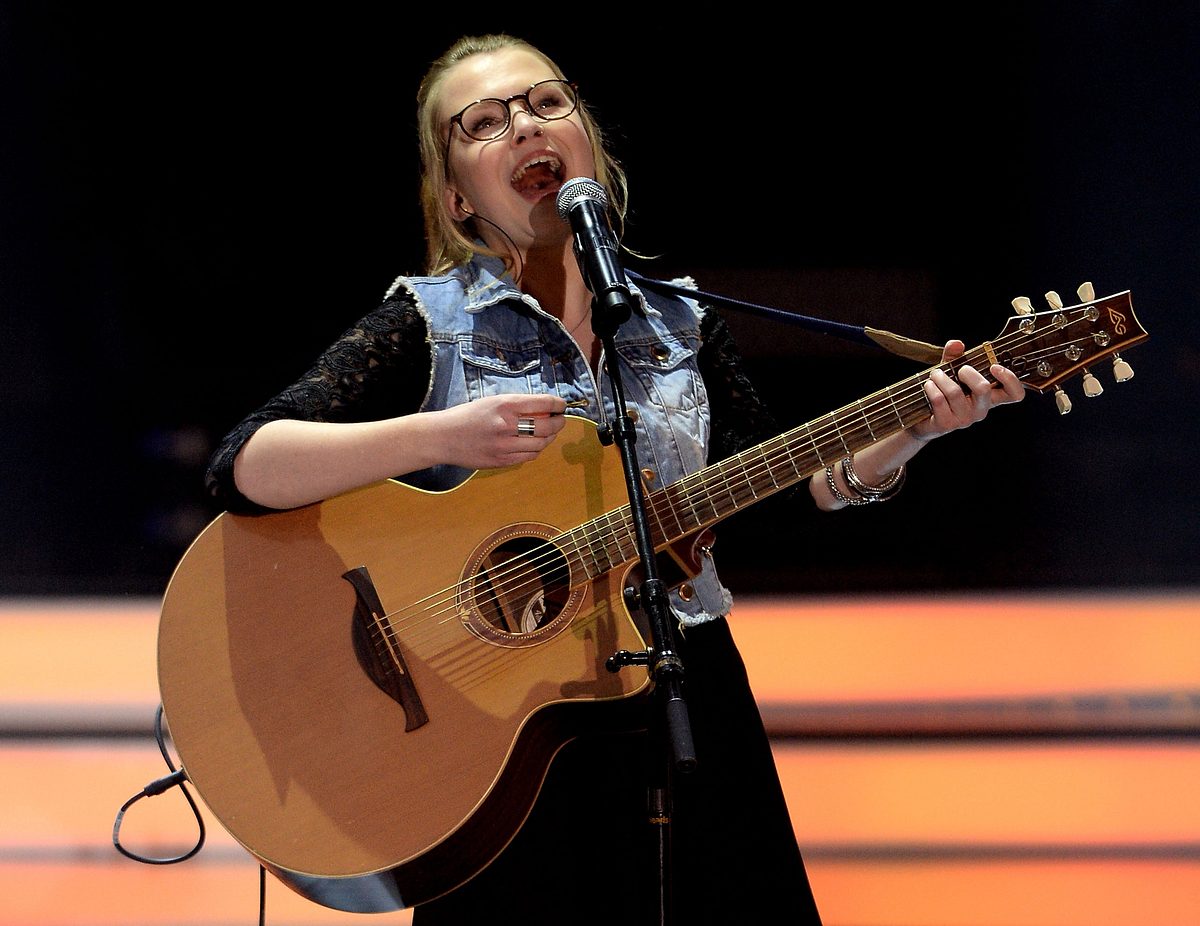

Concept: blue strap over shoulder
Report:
left=626, top=269, right=943, bottom=365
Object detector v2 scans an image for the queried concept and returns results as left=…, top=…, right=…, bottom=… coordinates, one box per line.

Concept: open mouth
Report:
left=511, top=154, right=564, bottom=197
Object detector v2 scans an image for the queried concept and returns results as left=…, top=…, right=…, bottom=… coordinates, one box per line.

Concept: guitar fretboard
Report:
left=560, top=348, right=998, bottom=578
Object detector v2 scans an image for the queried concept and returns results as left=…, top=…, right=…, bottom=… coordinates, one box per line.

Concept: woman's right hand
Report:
left=434, top=393, right=569, bottom=470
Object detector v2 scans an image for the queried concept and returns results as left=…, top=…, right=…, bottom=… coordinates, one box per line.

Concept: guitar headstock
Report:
left=992, top=282, right=1147, bottom=414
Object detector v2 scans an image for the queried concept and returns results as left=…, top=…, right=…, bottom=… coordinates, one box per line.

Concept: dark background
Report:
left=2, top=4, right=1195, bottom=597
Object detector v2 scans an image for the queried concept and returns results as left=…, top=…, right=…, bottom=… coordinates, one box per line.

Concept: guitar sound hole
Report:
left=472, top=537, right=572, bottom=636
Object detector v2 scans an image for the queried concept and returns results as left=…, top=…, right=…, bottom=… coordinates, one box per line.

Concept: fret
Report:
left=644, top=492, right=668, bottom=546
left=814, top=414, right=844, bottom=462
left=612, top=511, right=639, bottom=563
left=696, top=471, right=722, bottom=523
left=587, top=512, right=616, bottom=570
left=791, top=427, right=823, bottom=478
left=856, top=397, right=879, bottom=442
left=801, top=420, right=827, bottom=467
left=830, top=412, right=852, bottom=456
left=776, top=436, right=804, bottom=484
left=758, top=443, right=781, bottom=490
left=724, top=456, right=743, bottom=510
left=885, top=383, right=908, bottom=429
left=655, top=483, right=689, bottom=540
left=559, top=528, right=587, bottom=581
left=845, top=409, right=877, bottom=454
left=579, top=519, right=613, bottom=577
left=738, top=450, right=759, bottom=501
left=669, top=474, right=696, bottom=532
left=677, top=475, right=709, bottom=533
left=697, top=464, right=726, bottom=518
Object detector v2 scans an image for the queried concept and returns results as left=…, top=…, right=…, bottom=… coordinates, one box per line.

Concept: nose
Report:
left=509, top=105, right=543, bottom=141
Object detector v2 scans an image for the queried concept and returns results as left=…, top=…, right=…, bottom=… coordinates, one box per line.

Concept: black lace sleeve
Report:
left=697, top=304, right=784, bottom=461
left=698, top=304, right=813, bottom=509
left=204, top=288, right=432, bottom=512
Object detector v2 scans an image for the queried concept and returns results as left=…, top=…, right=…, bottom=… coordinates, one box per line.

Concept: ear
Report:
left=443, top=184, right=474, bottom=222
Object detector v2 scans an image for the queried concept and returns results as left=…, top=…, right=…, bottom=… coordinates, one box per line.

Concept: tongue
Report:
left=513, top=162, right=562, bottom=194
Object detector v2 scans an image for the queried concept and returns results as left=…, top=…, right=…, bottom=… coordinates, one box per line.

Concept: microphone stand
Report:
left=587, top=286, right=696, bottom=926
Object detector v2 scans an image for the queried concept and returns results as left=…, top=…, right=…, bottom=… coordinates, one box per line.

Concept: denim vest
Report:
left=385, top=254, right=732, bottom=627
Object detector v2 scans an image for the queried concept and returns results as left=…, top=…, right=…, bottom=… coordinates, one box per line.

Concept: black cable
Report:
left=111, top=703, right=206, bottom=864
left=459, top=207, right=526, bottom=283
left=112, top=704, right=271, bottom=921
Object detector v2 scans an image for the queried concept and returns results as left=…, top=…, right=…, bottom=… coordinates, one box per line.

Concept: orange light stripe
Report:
left=729, top=591, right=1200, bottom=702
left=5, top=741, right=1198, bottom=849
left=0, top=599, right=161, bottom=707
left=3, top=863, right=413, bottom=926
left=805, top=860, right=1200, bottom=926
left=774, top=741, right=1200, bottom=844
left=4, top=593, right=1198, bottom=709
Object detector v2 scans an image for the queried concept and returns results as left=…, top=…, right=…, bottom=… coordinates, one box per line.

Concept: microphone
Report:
left=555, top=177, right=634, bottom=322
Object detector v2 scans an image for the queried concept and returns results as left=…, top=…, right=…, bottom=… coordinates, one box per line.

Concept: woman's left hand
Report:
left=909, top=340, right=1026, bottom=442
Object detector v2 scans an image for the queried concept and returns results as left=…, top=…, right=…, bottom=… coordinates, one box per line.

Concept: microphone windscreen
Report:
left=555, top=177, right=608, bottom=221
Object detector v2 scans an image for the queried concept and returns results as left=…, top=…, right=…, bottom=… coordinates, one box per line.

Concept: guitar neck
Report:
left=567, top=347, right=985, bottom=575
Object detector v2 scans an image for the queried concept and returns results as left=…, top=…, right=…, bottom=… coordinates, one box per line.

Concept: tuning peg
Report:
left=1045, top=290, right=1064, bottom=309
left=1112, top=353, right=1135, bottom=382
left=1082, top=369, right=1104, bottom=397
left=1054, top=387, right=1073, bottom=415
left=1076, top=281, right=1096, bottom=302
left=1011, top=295, right=1033, bottom=315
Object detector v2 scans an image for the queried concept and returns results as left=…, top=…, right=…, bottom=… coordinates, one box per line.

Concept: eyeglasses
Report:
left=445, top=79, right=579, bottom=161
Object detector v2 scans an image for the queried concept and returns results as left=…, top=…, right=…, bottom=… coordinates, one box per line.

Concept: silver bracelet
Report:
left=842, top=454, right=906, bottom=502
left=825, top=461, right=869, bottom=507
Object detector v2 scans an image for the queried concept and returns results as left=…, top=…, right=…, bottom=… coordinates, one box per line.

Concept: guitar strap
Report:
left=626, top=269, right=944, bottom=365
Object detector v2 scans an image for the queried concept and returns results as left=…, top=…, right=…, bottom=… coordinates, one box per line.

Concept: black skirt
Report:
left=413, top=616, right=824, bottom=926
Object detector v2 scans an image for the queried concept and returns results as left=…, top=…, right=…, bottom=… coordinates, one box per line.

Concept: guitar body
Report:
left=157, top=417, right=654, bottom=911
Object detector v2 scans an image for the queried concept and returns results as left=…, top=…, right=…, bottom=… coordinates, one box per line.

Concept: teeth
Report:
left=511, top=155, right=562, bottom=185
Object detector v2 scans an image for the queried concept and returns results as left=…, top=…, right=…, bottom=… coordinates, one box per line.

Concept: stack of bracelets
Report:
left=824, top=455, right=906, bottom=506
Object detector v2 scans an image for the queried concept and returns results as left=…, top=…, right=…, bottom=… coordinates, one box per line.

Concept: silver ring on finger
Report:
left=516, top=417, right=537, bottom=437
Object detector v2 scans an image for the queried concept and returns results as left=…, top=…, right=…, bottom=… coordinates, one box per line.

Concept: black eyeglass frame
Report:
left=443, top=79, right=579, bottom=177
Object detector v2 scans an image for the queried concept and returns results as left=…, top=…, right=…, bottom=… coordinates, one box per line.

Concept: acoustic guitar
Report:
left=157, top=285, right=1146, bottom=912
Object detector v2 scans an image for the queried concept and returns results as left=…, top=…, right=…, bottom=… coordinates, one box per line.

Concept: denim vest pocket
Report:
left=459, top=336, right=545, bottom=400
left=615, top=337, right=703, bottom=412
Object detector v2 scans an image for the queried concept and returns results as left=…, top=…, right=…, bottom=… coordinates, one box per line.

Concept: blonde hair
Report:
left=415, top=34, right=629, bottom=276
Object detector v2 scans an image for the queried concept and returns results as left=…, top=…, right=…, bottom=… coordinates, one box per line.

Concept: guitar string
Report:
left=372, top=310, right=1107, bottom=657
left=371, top=310, right=1118, bottom=653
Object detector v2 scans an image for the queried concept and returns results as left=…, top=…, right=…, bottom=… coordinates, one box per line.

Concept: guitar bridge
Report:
left=344, top=565, right=429, bottom=731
